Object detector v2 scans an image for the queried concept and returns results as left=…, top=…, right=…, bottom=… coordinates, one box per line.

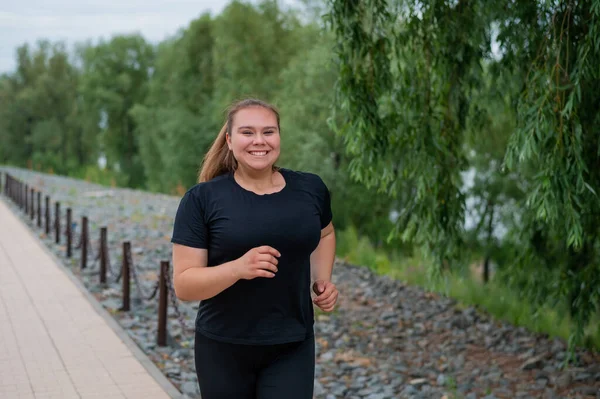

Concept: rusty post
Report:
left=45, top=196, right=50, bottom=235
left=157, top=261, right=169, bottom=347
left=30, top=188, right=35, bottom=220
left=24, top=184, right=29, bottom=214
left=66, top=208, right=72, bottom=258
left=122, top=242, right=131, bottom=311
left=81, top=216, right=88, bottom=269
left=100, top=227, right=107, bottom=284
left=55, top=202, right=60, bottom=244
left=37, top=192, right=41, bottom=228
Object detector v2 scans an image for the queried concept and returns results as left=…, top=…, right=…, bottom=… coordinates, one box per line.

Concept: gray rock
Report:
left=409, top=378, right=427, bottom=388
left=314, top=380, right=325, bottom=396
left=574, top=386, right=599, bottom=396
left=400, top=385, right=419, bottom=397
left=436, top=374, right=446, bottom=386
left=520, top=354, right=545, bottom=370
left=181, top=381, right=198, bottom=395
left=554, top=372, right=572, bottom=388
left=574, top=372, right=592, bottom=382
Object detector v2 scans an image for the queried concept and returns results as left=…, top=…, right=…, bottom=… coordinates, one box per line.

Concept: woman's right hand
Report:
left=232, top=245, right=281, bottom=280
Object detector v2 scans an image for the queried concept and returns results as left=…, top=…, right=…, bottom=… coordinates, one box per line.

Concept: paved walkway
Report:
left=0, top=198, right=178, bottom=399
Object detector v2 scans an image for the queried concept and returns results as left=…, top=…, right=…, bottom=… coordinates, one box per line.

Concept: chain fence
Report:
left=2, top=171, right=193, bottom=345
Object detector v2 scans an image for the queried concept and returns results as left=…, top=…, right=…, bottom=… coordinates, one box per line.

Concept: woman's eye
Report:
left=264, top=131, right=275, bottom=135
left=242, top=131, right=253, bottom=135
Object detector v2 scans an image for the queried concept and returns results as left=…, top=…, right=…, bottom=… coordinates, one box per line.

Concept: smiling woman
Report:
left=170, top=98, right=338, bottom=399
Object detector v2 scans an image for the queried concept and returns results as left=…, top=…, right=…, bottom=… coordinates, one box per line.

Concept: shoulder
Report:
left=183, top=173, right=231, bottom=202
left=282, top=168, right=328, bottom=190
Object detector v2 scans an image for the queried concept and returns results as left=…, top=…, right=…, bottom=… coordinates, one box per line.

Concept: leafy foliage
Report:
left=326, top=0, right=600, bottom=349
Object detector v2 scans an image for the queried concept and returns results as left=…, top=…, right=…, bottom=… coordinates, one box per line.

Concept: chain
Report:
left=128, top=250, right=160, bottom=301
left=104, top=245, right=123, bottom=284
left=146, top=281, right=160, bottom=301
left=88, top=234, right=100, bottom=268
left=164, top=271, right=189, bottom=331
left=128, top=250, right=146, bottom=300
left=74, top=227, right=83, bottom=250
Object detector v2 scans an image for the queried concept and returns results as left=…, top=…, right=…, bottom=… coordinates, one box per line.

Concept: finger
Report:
left=259, top=261, right=278, bottom=273
left=314, top=285, right=335, bottom=301
left=258, top=246, right=281, bottom=258
left=255, top=269, right=275, bottom=278
left=317, top=294, right=338, bottom=308
left=257, top=254, right=278, bottom=266
left=318, top=302, right=336, bottom=312
left=314, top=292, right=337, bottom=306
left=313, top=291, right=333, bottom=303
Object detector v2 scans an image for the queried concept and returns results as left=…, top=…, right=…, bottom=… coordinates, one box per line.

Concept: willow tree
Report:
left=326, top=0, right=600, bottom=348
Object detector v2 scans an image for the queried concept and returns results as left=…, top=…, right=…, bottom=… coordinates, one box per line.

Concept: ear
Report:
left=225, top=133, right=232, bottom=150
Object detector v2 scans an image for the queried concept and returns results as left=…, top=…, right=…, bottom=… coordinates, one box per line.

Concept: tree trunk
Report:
left=484, top=204, right=495, bottom=283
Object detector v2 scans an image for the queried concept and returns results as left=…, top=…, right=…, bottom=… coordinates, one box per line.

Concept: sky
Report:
left=0, top=0, right=300, bottom=74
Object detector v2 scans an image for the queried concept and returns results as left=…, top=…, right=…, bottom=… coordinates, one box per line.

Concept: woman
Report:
left=170, top=98, right=338, bottom=399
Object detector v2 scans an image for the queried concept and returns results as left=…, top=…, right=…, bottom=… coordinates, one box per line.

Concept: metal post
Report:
left=122, top=242, right=131, bottom=311
left=30, top=188, right=35, bottom=220
left=24, top=184, right=29, bottom=214
left=157, top=261, right=169, bottom=346
left=37, top=192, right=41, bottom=228
left=45, top=196, right=50, bottom=235
left=81, top=216, right=88, bottom=269
left=100, top=227, right=107, bottom=284
left=66, top=208, right=72, bottom=258
left=55, top=202, right=60, bottom=244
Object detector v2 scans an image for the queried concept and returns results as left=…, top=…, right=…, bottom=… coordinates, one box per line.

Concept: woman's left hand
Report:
left=312, top=280, right=339, bottom=312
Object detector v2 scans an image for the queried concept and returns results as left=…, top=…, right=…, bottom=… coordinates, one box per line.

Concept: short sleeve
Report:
left=170, top=189, right=208, bottom=249
left=313, top=174, right=333, bottom=229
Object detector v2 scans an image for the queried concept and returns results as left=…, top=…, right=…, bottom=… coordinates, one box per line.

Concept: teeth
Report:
left=250, top=151, right=267, bottom=156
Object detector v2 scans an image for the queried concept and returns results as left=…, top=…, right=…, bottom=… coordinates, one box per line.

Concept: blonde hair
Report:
left=198, top=99, right=280, bottom=183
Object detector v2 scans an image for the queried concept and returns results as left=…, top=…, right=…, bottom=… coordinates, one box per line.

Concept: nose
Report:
left=253, top=133, right=266, bottom=145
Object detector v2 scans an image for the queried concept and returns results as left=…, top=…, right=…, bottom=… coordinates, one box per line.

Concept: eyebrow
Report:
left=237, top=126, right=278, bottom=131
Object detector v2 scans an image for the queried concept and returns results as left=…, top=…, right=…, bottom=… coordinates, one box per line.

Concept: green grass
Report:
left=335, top=226, right=600, bottom=352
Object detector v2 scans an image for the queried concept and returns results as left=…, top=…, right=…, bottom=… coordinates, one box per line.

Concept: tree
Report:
left=78, top=35, right=154, bottom=188
left=326, top=0, right=600, bottom=348
left=131, top=14, right=216, bottom=193
left=276, top=30, right=397, bottom=245
left=0, top=41, right=90, bottom=173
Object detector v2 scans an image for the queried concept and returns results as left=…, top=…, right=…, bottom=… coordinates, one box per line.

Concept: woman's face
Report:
left=227, top=107, right=280, bottom=173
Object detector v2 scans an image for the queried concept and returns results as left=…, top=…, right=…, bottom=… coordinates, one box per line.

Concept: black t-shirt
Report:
left=170, top=167, right=332, bottom=345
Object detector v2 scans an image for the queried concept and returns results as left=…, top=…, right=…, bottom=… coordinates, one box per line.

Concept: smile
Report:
left=248, top=151, right=269, bottom=156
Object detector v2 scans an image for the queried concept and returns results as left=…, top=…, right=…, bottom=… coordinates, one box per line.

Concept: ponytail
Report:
left=197, top=98, right=281, bottom=183
left=198, top=123, right=237, bottom=183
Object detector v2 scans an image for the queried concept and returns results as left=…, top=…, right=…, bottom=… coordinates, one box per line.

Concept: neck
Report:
left=235, top=166, right=277, bottom=190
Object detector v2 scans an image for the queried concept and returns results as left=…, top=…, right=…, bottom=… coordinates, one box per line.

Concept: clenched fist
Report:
left=233, top=245, right=281, bottom=280
left=312, top=280, right=338, bottom=312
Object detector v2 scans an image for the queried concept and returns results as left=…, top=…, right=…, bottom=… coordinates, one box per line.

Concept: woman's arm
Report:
left=310, top=221, right=336, bottom=283
left=310, top=221, right=338, bottom=312
left=172, top=244, right=280, bottom=302
left=172, top=244, right=239, bottom=301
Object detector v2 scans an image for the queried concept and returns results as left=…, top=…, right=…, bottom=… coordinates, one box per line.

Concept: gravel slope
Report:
left=2, top=167, right=599, bottom=399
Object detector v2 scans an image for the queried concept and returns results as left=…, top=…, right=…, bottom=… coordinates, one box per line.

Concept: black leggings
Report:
left=194, top=332, right=315, bottom=399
